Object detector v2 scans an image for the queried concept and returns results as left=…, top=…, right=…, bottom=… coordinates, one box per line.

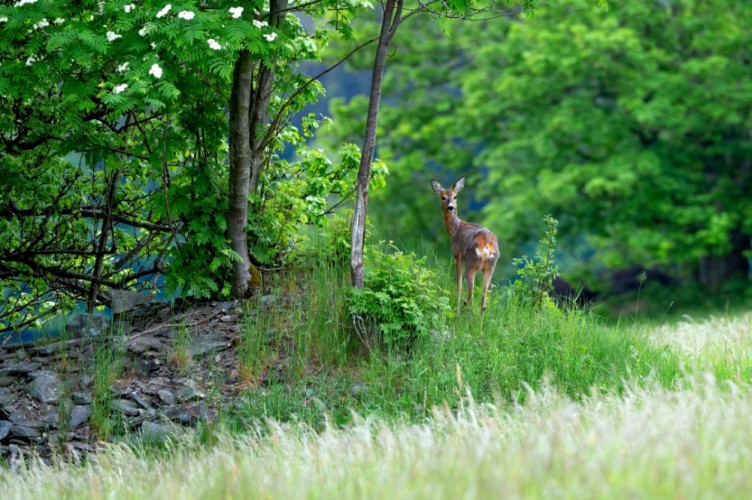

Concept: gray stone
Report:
left=212, top=301, right=235, bottom=312
left=128, top=336, right=163, bottom=354
left=69, top=405, right=92, bottom=428
left=157, top=389, right=176, bottom=406
left=111, top=399, right=142, bottom=417
left=0, top=420, right=10, bottom=441
left=0, top=376, right=16, bottom=387
left=0, top=361, right=41, bottom=377
left=65, top=313, right=109, bottom=338
left=110, top=290, right=156, bottom=315
left=131, top=392, right=152, bottom=410
left=34, top=338, right=88, bottom=356
left=164, top=404, right=211, bottom=425
left=178, top=387, right=205, bottom=402
left=188, top=339, right=230, bottom=358
left=10, top=425, right=41, bottom=440
left=72, top=391, right=92, bottom=405
left=28, top=371, right=60, bottom=404
left=9, top=415, right=48, bottom=428
left=219, top=315, right=234, bottom=323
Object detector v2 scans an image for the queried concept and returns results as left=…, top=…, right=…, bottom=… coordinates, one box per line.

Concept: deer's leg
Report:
left=455, top=255, right=463, bottom=312
left=464, top=264, right=477, bottom=309
left=480, top=261, right=497, bottom=314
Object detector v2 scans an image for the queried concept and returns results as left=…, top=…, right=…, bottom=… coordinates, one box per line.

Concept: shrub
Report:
left=511, top=215, right=560, bottom=307
left=347, top=243, right=451, bottom=350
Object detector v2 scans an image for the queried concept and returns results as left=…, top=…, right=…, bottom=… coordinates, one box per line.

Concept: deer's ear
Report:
left=454, top=177, right=465, bottom=192
left=431, top=179, right=442, bottom=193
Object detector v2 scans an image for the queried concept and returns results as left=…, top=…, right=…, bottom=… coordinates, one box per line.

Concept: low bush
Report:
left=347, top=242, right=452, bottom=350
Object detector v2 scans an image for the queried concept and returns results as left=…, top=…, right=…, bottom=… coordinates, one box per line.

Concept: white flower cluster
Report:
left=207, top=39, right=222, bottom=50
left=138, top=24, right=150, bottom=37
left=149, top=63, right=163, bottom=78
left=229, top=6, right=243, bottom=18
left=26, top=54, right=38, bottom=66
left=106, top=31, right=122, bottom=42
left=53, top=18, right=64, bottom=24
left=113, top=83, right=128, bottom=94
left=15, top=0, right=37, bottom=7
left=264, top=32, right=277, bottom=42
left=32, top=18, right=49, bottom=30
left=0, top=17, right=7, bottom=23
left=156, top=4, right=171, bottom=18
left=124, top=4, right=136, bottom=13
left=252, top=20, right=268, bottom=29
left=116, top=62, right=130, bottom=73
left=177, top=11, right=194, bottom=20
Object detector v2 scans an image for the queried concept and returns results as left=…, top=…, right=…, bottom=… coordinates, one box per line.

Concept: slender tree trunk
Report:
left=87, top=170, right=120, bottom=311
left=351, top=0, right=403, bottom=288
left=228, top=0, right=287, bottom=298
left=228, top=50, right=255, bottom=298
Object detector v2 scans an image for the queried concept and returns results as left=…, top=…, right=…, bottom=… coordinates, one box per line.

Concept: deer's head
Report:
left=431, top=177, right=465, bottom=213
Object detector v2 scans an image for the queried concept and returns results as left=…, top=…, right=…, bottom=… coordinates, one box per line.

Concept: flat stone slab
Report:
left=0, top=420, right=10, bottom=441
left=0, top=362, right=41, bottom=377
left=188, top=339, right=231, bottom=358
left=27, top=371, right=60, bottom=404
left=69, top=405, right=92, bottom=429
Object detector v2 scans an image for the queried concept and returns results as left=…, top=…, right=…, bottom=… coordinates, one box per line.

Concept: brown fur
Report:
left=431, top=177, right=499, bottom=313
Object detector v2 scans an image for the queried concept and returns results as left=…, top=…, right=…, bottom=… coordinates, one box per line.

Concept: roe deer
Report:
left=431, top=177, right=499, bottom=313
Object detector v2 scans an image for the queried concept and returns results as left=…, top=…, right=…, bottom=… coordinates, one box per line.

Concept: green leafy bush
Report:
left=511, top=215, right=560, bottom=307
left=347, top=243, right=451, bottom=350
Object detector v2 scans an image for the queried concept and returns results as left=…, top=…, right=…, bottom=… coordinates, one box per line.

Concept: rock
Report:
left=72, top=392, right=92, bottom=405
left=131, top=392, right=152, bottom=410
left=110, top=290, right=156, bottom=315
left=0, top=361, right=42, bottom=377
left=10, top=425, right=42, bottom=440
left=164, top=404, right=211, bottom=426
left=188, top=339, right=230, bottom=358
left=81, top=375, right=93, bottom=387
left=128, top=336, right=163, bottom=354
left=0, top=376, right=16, bottom=387
left=111, top=399, right=142, bottom=417
left=219, top=315, right=234, bottom=323
left=0, top=420, right=11, bottom=441
left=157, top=389, right=176, bottom=406
left=65, top=313, right=109, bottom=338
left=69, top=405, right=92, bottom=428
left=141, top=421, right=178, bottom=441
left=178, top=386, right=205, bottom=402
left=212, top=301, right=235, bottom=313
left=0, top=387, right=13, bottom=407
left=34, top=338, right=88, bottom=356
left=28, top=371, right=60, bottom=404
left=9, top=415, right=49, bottom=428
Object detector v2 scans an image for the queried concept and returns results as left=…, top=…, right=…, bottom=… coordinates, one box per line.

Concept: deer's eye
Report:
left=441, top=196, right=446, bottom=201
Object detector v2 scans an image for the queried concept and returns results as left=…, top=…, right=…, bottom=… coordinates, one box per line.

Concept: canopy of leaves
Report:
left=326, top=0, right=752, bottom=284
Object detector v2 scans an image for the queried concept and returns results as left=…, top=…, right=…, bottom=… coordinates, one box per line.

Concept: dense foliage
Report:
left=347, top=242, right=451, bottom=349
left=327, top=0, right=752, bottom=291
left=0, top=0, right=372, bottom=329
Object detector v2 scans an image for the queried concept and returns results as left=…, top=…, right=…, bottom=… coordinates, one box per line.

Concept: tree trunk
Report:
left=228, top=0, right=287, bottom=298
left=350, top=0, right=402, bottom=288
left=698, top=230, right=751, bottom=293
left=228, top=50, right=255, bottom=298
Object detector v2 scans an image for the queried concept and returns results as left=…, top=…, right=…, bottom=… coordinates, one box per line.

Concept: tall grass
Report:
left=3, top=378, right=752, bottom=499
left=232, top=250, right=681, bottom=427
